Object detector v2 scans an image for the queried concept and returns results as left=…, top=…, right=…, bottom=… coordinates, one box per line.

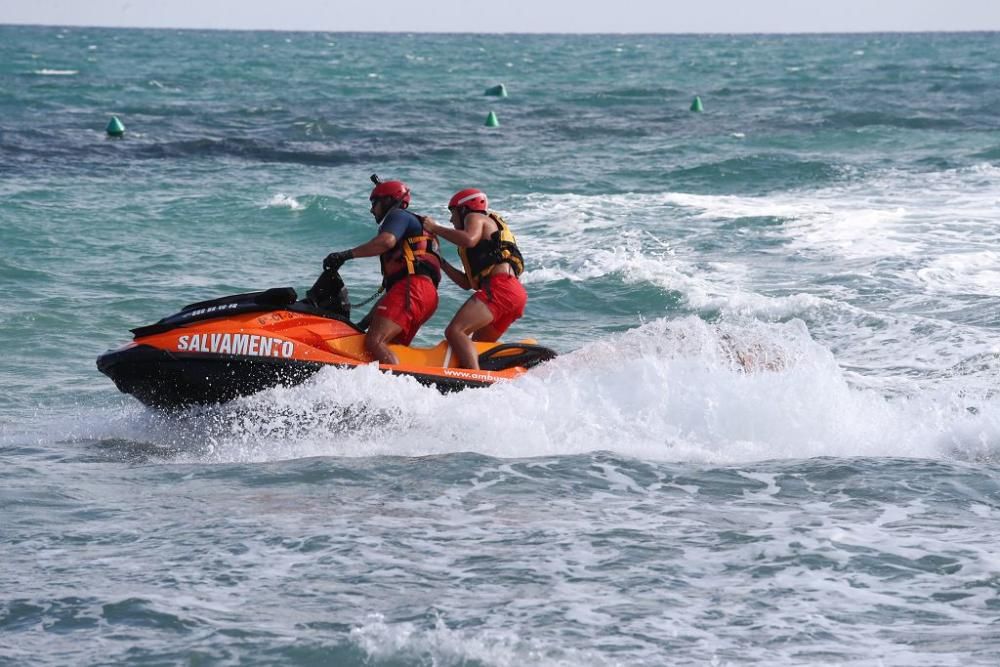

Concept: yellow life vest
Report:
left=457, top=211, right=525, bottom=290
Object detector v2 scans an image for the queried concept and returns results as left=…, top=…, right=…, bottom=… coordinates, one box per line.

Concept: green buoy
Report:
left=484, top=84, right=508, bottom=97
left=690, top=96, right=703, bottom=112
left=106, top=115, right=125, bottom=137
left=485, top=111, right=500, bottom=127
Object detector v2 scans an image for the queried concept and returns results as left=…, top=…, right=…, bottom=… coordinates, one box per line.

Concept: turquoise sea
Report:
left=2, top=25, right=1000, bottom=665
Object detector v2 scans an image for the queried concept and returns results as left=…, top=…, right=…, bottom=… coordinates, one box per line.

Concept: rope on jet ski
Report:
left=350, top=285, right=385, bottom=308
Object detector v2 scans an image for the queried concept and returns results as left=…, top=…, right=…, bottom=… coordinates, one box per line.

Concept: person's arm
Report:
left=423, top=214, right=486, bottom=248
left=439, top=255, right=471, bottom=290
left=346, top=210, right=413, bottom=259
left=347, top=231, right=397, bottom=258
left=323, top=231, right=397, bottom=272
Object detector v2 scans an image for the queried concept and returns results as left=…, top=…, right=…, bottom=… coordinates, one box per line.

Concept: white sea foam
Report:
left=514, top=194, right=829, bottom=321
left=34, top=69, right=78, bottom=76
left=67, top=316, right=998, bottom=467
left=515, top=164, right=999, bottom=267
left=263, top=193, right=305, bottom=210
left=350, top=613, right=607, bottom=667
left=508, top=165, right=1000, bottom=379
left=917, top=251, right=1000, bottom=295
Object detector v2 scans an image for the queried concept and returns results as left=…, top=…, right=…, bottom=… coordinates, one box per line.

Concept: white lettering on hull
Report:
left=176, top=334, right=295, bottom=359
left=441, top=368, right=496, bottom=383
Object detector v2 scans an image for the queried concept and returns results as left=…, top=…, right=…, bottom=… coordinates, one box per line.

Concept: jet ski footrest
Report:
left=477, top=343, right=558, bottom=372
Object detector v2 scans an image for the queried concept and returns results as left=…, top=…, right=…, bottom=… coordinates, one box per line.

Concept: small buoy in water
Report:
left=106, top=115, right=125, bottom=137
left=485, top=111, right=500, bottom=127
left=484, top=84, right=508, bottom=97
left=690, top=96, right=704, bottom=112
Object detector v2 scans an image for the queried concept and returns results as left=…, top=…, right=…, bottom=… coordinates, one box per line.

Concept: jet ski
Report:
left=96, top=269, right=557, bottom=409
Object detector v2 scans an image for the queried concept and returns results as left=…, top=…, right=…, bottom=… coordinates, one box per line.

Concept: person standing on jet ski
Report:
left=421, top=188, right=526, bottom=370
left=319, top=177, right=441, bottom=365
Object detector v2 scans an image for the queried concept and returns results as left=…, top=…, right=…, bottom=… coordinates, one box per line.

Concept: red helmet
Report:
left=448, top=188, right=488, bottom=212
left=369, top=180, right=411, bottom=208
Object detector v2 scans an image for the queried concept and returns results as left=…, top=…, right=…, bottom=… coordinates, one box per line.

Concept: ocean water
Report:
left=2, top=25, right=1000, bottom=665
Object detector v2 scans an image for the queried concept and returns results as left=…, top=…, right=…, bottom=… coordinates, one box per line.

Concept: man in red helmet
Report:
left=315, top=177, right=441, bottom=365
left=421, top=188, right=526, bottom=370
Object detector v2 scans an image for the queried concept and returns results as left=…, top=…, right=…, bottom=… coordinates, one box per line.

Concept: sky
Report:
left=2, top=0, right=999, bottom=33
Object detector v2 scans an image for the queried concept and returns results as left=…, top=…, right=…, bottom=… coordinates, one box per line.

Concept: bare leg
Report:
left=472, top=323, right=504, bottom=343
left=365, top=315, right=403, bottom=365
left=445, top=297, right=495, bottom=369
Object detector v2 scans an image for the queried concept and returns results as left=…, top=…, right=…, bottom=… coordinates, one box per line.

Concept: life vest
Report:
left=457, top=211, right=525, bottom=290
left=380, top=213, right=442, bottom=290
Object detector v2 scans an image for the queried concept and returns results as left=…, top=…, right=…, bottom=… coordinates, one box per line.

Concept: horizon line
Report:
left=2, top=21, right=998, bottom=36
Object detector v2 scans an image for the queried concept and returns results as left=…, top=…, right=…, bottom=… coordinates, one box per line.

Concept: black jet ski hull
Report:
left=97, top=344, right=494, bottom=409
left=97, top=345, right=328, bottom=408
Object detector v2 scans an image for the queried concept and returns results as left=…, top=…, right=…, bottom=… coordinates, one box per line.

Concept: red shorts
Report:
left=474, top=273, right=527, bottom=336
left=375, top=275, right=439, bottom=345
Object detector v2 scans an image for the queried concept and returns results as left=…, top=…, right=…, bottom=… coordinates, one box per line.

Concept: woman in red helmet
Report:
left=421, top=188, right=526, bottom=370
left=318, top=177, right=441, bottom=365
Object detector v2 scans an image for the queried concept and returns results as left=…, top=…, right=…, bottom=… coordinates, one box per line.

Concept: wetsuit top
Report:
left=379, top=209, right=442, bottom=289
